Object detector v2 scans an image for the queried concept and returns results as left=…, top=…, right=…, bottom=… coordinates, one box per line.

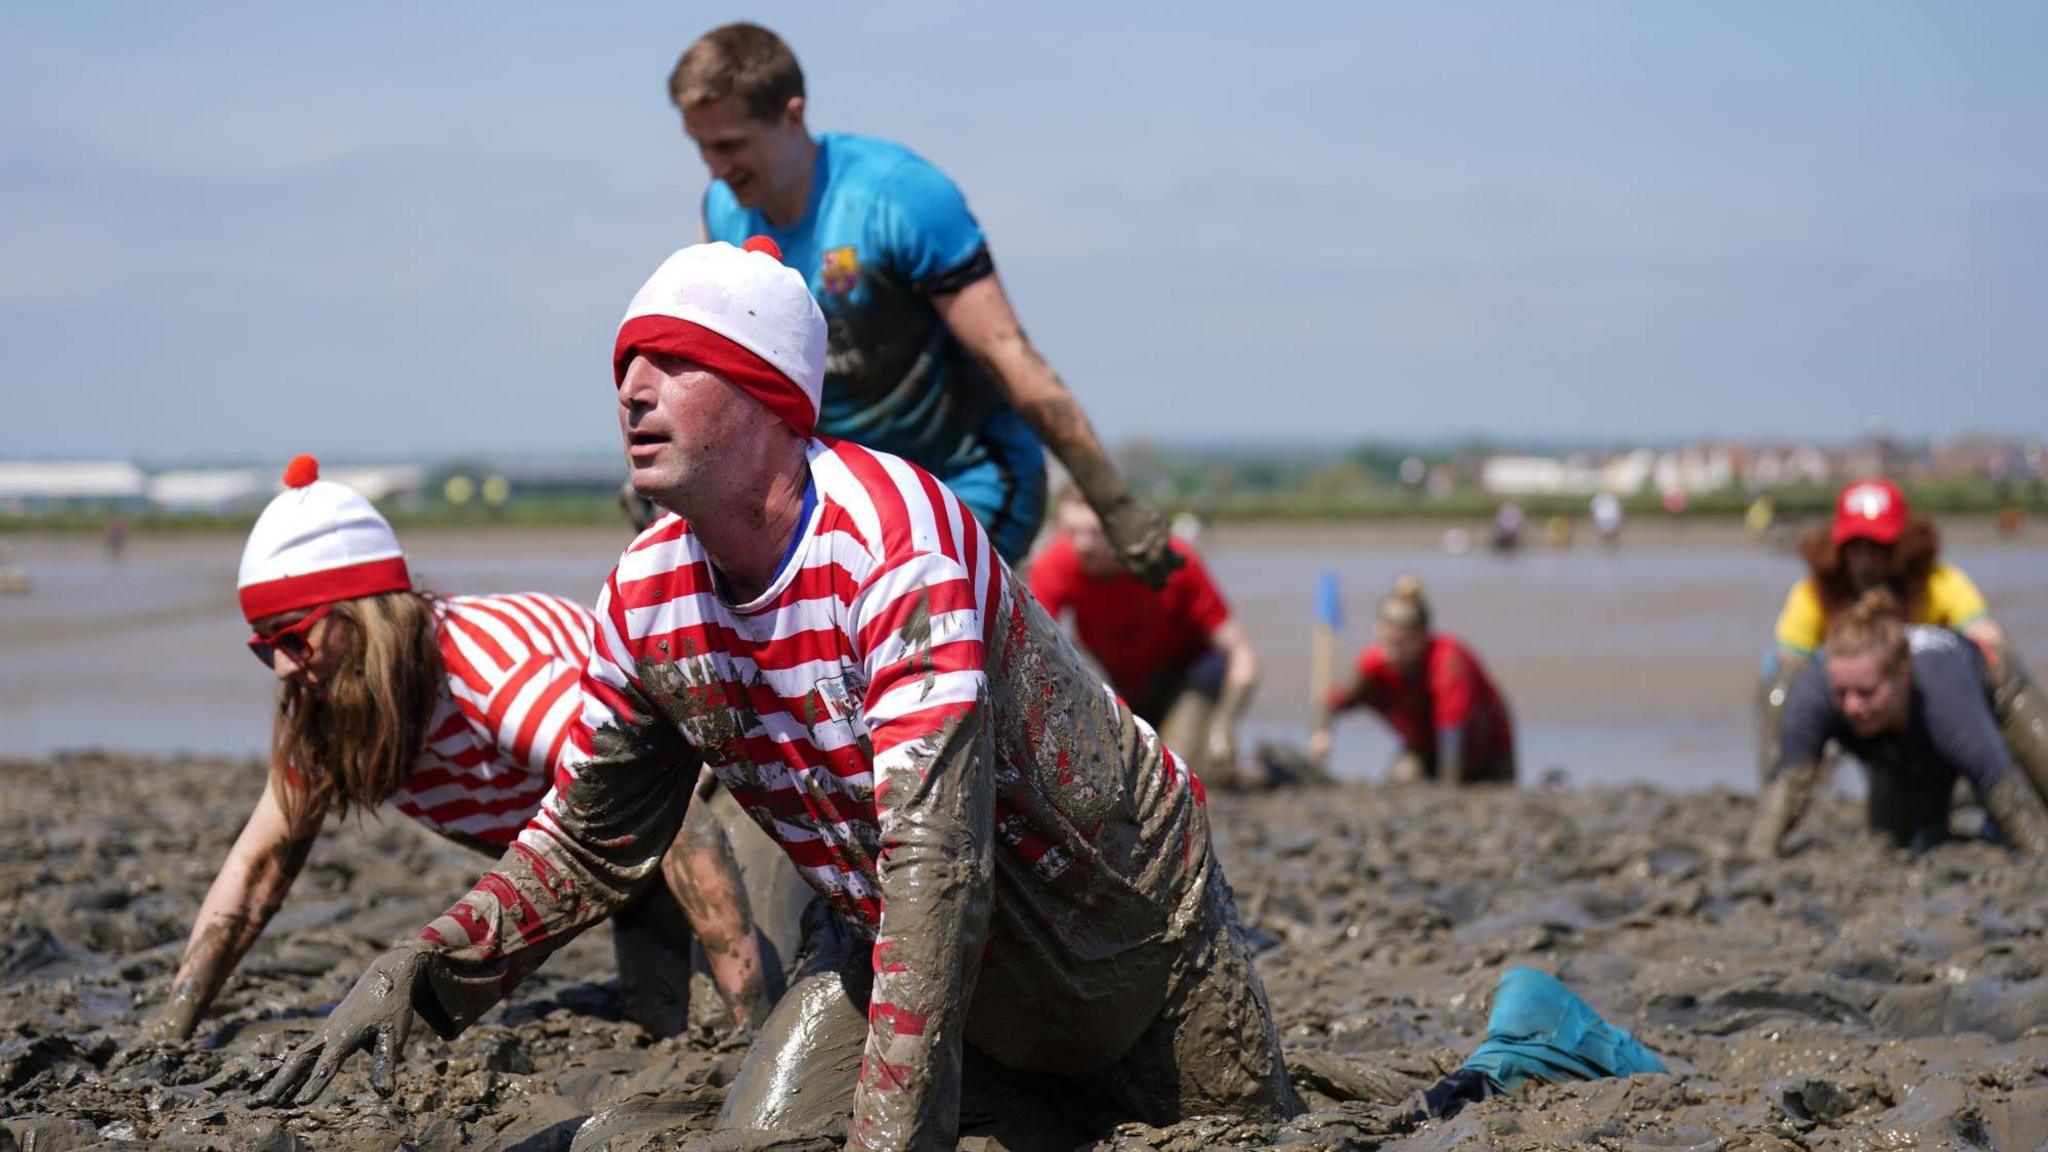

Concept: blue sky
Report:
left=3, top=3, right=2043, bottom=461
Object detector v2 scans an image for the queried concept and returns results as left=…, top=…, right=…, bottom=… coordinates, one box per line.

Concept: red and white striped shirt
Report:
left=385, top=594, right=594, bottom=848
left=437, top=441, right=1212, bottom=1150
left=546, top=440, right=1040, bottom=918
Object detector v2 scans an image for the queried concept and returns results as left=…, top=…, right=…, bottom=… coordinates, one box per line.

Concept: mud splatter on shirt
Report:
left=414, top=439, right=1214, bottom=1151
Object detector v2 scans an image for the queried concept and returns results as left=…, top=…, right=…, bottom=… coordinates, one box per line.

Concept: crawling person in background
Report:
left=256, top=238, right=1296, bottom=1150
left=149, top=457, right=771, bottom=1043
left=670, top=23, right=1178, bottom=578
left=1309, top=577, right=1515, bottom=786
left=1757, top=478, right=2047, bottom=798
left=1028, top=484, right=1263, bottom=789
left=1748, top=588, right=2048, bottom=859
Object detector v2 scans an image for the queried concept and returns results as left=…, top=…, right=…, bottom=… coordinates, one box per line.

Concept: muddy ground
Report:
left=4, top=752, right=2046, bottom=1151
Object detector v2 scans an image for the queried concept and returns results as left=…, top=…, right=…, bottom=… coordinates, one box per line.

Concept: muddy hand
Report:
left=149, top=976, right=208, bottom=1043
left=1101, top=497, right=1181, bottom=588
left=256, top=943, right=431, bottom=1106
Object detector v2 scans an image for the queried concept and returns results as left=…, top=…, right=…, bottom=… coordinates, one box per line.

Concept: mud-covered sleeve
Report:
left=1771, top=659, right=1837, bottom=779
left=846, top=550, right=997, bottom=1152
left=409, top=571, right=700, bottom=1038
left=1921, top=650, right=2014, bottom=799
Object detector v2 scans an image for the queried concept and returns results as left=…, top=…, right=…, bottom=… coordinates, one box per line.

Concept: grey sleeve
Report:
left=1919, top=650, right=2014, bottom=798
left=1771, top=659, right=1837, bottom=780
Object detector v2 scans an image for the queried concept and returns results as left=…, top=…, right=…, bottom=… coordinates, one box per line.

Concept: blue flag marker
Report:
left=1315, top=570, right=1344, bottom=629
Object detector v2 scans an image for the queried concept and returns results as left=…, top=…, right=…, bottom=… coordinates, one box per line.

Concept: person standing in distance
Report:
left=669, top=23, right=1178, bottom=580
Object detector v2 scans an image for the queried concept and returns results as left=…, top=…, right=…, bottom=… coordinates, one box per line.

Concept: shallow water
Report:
left=5, top=520, right=2048, bottom=792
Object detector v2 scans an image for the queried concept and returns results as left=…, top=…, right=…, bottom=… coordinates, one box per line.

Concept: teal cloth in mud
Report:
left=1460, top=967, right=1667, bottom=1090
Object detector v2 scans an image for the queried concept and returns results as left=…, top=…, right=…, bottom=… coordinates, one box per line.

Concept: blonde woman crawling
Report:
left=1748, top=587, right=2048, bottom=859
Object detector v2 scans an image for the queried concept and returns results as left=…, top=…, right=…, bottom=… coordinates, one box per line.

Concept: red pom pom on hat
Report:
left=282, top=454, right=320, bottom=489
left=741, top=235, right=783, bottom=261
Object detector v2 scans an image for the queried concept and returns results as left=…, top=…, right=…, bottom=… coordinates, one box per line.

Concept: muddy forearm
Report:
left=852, top=709, right=997, bottom=1152
left=413, top=720, right=700, bottom=1038
left=163, top=821, right=316, bottom=1037
left=982, top=335, right=1128, bottom=514
left=1746, top=759, right=1821, bottom=858
left=1756, top=651, right=1807, bottom=784
left=1980, top=775, right=2048, bottom=857
left=663, top=800, right=769, bottom=1027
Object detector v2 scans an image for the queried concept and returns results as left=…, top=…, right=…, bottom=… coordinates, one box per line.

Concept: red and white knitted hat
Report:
left=237, top=454, right=411, bottom=623
left=612, top=236, right=827, bottom=437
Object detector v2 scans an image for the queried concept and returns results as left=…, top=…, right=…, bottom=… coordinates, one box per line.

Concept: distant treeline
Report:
left=5, top=444, right=2043, bottom=534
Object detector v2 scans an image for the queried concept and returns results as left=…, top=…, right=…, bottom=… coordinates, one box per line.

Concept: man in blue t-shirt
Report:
left=665, top=22, right=1179, bottom=578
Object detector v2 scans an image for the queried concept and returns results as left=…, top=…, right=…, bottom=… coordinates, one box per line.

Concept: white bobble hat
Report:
left=611, top=237, right=827, bottom=436
left=237, top=454, right=410, bottom=622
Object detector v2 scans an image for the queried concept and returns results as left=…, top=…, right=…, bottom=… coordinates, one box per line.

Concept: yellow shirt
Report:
left=1773, top=561, right=1990, bottom=656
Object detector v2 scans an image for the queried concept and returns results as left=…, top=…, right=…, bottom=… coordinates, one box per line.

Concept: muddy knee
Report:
left=1102, top=874, right=1298, bottom=1124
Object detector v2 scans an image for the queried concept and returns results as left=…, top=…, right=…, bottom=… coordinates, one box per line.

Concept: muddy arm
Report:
left=1746, top=758, right=1823, bottom=859
left=1755, top=649, right=1808, bottom=786
left=934, top=276, right=1178, bottom=587
left=1748, top=659, right=1838, bottom=858
left=847, top=555, right=998, bottom=1152
left=663, top=767, right=770, bottom=1027
left=157, top=780, right=319, bottom=1040
left=1927, top=670, right=2048, bottom=858
left=409, top=688, right=702, bottom=1038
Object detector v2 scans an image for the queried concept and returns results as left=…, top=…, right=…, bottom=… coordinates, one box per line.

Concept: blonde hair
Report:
left=270, top=591, right=443, bottom=828
left=1824, top=587, right=1909, bottom=672
left=1378, top=575, right=1431, bottom=634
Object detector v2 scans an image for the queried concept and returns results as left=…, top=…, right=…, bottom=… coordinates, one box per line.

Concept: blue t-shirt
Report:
left=704, top=132, right=1031, bottom=478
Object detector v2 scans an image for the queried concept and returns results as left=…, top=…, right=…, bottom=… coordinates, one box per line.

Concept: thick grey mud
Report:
left=7, top=752, right=2048, bottom=1150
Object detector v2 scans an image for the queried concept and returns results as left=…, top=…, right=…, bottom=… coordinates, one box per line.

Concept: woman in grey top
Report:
left=1748, top=588, right=2048, bottom=858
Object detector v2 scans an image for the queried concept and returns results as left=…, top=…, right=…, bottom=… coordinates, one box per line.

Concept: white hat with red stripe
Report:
left=612, top=236, right=827, bottom=437
left=237, top=454, right=411, bottom=622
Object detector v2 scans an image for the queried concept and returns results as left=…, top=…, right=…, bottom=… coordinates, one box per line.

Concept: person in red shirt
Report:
left=1030, top=486, right=1261, bottom=786
left=1309, top=576, right=1515, bottom=785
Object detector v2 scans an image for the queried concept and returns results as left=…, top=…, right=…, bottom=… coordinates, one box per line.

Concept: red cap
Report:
left=1832, top=478, right=1907, bottom=546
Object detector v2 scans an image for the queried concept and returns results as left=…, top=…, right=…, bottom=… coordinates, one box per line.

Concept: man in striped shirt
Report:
left=263, top=239, right=1295, bottom=1150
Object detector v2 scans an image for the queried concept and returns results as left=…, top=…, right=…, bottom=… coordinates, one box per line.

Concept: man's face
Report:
left=1842, top=538, right=1891, bottom=593
left=681, top=95, right=806, bottom=210
left=1828, top=649, right=1909, bottom=737
left=618, top=351, right=772, bottom=508
left=1057, top=499, right=1119, bottom=578
left=1374, top=617, right=1426, bottom=670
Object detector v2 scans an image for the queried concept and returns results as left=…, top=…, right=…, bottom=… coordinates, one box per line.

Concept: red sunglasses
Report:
left=247, top=603, right=335, bottom=668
